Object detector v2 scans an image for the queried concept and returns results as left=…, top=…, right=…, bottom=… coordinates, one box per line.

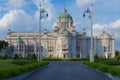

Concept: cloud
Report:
left=32, top=0, right=57, bottom=30
left=0, top=0, right=27, bottom=11
left=88, top=20, right=120, bottom=50
left=76, top=0, right=95, bottom=8
left=8, top=0, right=26, bottom=9
left=0, top=9, right=35, bottom=31
left=93, top=19, right=120, bottom=37
left=33, top=0, right=56, bottom=19
left=0, top=0, right=57, bottom=34
left=76, top=0, right=90, bottom=7
left=109, top=20, right=120, bottom=29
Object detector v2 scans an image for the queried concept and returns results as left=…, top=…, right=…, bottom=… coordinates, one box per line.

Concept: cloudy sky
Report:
left=0, top=0, right=120, bottom=50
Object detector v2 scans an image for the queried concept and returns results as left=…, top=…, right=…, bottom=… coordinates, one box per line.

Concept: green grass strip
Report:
left=84, top=61, right=120, bottom=77
left=0, top=61, right=49, bottom=79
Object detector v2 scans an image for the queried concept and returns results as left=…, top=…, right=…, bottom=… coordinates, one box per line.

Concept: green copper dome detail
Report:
left=101, top=31, right=109, bottom=35
left=16, top=37, right=24, bottom=44
left=100, top=30, right=111, bottom=38
left=58, top=9, right=73, bottom=20
left=60, top=28, right=70, bottom=35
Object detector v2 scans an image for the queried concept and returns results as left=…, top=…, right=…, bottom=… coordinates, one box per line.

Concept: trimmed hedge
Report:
left=11, top=59, right=36, bottom=65
left=95, top=59, right=120, bottom=66
left=43, top=58, right=89, bottom=61
left=84, top=61, right=120, bottom=77
left=108, top=67, right=120, bottom=77
left=0, top=61, right=49, bottom=79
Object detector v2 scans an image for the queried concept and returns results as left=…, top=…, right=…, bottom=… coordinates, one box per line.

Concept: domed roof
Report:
left=16, top=37, right=24, bottom=44
left=99, top=31, right=111, bottom=38
left=58, top=8, right=73, bottom=21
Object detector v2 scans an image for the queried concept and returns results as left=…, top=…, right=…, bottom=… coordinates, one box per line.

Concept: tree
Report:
left=14, top=54, right=19, bottom=60
left=117, top=53, right=120, bottom=60
left=115, top=50, right=120, bottom=57
left=3, top=55, right=8, bottom=60
left=94, top=54, right=99, bottom=59
left=0, top=40, right=8, bottom=52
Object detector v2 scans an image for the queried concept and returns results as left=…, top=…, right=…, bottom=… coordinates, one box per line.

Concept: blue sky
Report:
left=0, top=0, right=120, bottom=50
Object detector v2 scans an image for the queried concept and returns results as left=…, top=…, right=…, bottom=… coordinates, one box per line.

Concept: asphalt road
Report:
left=24, top=61, right=111, bottom=80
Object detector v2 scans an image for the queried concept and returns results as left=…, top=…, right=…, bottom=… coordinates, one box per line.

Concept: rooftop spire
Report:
left=63, top=8, right=67, bottom=13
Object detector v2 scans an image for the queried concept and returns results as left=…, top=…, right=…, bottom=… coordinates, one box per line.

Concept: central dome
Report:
left=58, top=8, right=73, bottom=21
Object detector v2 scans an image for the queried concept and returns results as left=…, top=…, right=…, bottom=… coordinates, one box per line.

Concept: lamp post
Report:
left=83, top=0, right=94, bottom=62
left=38, top=3, right=48, bottom=62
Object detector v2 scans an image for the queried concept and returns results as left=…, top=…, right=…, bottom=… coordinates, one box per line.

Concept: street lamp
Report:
left=38, top=3, right=48, bottom=62
left=83, top=0, right=94, bottom=62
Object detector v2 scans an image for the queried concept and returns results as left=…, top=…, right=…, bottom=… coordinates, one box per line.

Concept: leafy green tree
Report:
left=0, top=40, right=8, bottom=52
left=115, top=50, right=120, bottom=57
left=32, top=54, right=37, bottom=59
left=14, top=54, right=19, bottom=60
left=117, top=54, right=120, bottom=60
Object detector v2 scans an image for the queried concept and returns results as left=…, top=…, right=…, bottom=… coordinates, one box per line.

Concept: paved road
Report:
left=24, top=61, right=111, bottom=80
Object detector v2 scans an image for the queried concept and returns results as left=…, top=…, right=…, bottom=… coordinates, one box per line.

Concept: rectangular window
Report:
left=61, top=22, right=68, bottom=27
left=104, top=47, right=106, bottom=52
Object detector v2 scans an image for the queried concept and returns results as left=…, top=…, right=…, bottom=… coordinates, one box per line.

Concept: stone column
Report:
left=112, top=39, right=115, bottom=58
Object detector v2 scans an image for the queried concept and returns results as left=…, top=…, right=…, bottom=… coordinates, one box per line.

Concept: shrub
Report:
left=3, top=55, right=8, bottom=60
left=104, top=61, right=120, bottom=65
left=70, top=58, right=89, bottom=61
left=14, top=54, right=19, bottom=60
left=94, top=54, right=99, bottom=59
left=84, top=61, right=120, bottom=77
left=95, top=59, right=120, bottom=66
left=108, top=67, right=120, bottom=77
left=11, top=59, right=36, bottom=65
left=115, top=50, right=120, bottom=57
left=32, top=54, right=37, bottom=60
left=117, top=54, right=120, bottom=60
left=97, top=64, right=111, bottom=72
left=43, top=58, right=63, bottom=61
left=0, top=61, right=49, bottom=79
left=43, top=58, right=89, bottom=61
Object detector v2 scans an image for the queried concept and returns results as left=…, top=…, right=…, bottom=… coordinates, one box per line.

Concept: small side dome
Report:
left=99, top=31, right=111, bottom=38
left=58, top=8, right=73, bottom=21
left=16, top=37, right=24, bottom=44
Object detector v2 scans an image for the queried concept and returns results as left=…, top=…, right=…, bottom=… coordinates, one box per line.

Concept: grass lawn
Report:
left=0, top=59, right=18, bottom=68
left=84, top=59, right=120, bottom=77
left=0, top=59, right=49, bottom=79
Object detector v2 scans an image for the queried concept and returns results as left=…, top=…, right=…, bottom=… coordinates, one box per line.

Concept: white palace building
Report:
left=5, top=9, right=115, bottom=59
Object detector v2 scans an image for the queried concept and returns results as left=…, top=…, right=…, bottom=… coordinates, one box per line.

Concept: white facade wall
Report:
left=5, top=9, right=115, bottom=59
